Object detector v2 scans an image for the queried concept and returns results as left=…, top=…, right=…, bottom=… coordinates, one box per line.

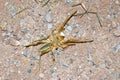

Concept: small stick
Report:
left=14, top=7, right=29, bottom=16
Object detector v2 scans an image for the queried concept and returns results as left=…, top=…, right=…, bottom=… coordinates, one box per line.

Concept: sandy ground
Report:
left=0, top=0, right=120, bottom=80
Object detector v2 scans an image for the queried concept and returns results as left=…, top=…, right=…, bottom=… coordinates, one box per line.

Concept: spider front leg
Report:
left=57, top=9, right=77, bottom=34
left=51, top=47, right=56, bottom=62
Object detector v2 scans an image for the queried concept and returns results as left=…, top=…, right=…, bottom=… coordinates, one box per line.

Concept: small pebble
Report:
left=47, top=23, right=53, bottom=29
left=87, top=48, right=92, bottom=61
left=79, top=65, right=82, bottom=69
left=27, top=69, right=32, bottom=73
left=4, top=2, right=9, bottom=7
left=115, top=0, right=119, bottom=4
left=31, top=55, right=40, bottom=60
left=38, top=12, right=42, bottom=16
left=66, top=25, right=72, bottom=31
left=21, top=28, right=29, bottom=34
left=72, top=33, right=77, bottom=37
left=20, top=19, right=26, bottom=27
left=62, top=62, right=69, bottom=67
left=66, top=0, right=72, bottom=3
left=2, top=32, right=11, bottom=38
left=0, top=77, right=4, bottom=80
left=20, top=40, right=28, bottom=46
left=117, top=25, right=120, bottom=29
left=113, top=44, right=120, bottom=53
left=53, top=67, right=57, bottom=70
left=44, top=11, right=52, bottom=23
left=50, top=68, right=55, bottom=74
left=13, top=61, right=18, bottom=65
left=55, top=49, right=61, bottom=56
left=9, top=38, right=20, bottom=46
left=113, top=29, right=120, bottom=37
left=18, top=70, right=21, bottom=74
left=5, top=3, right=17, bottom=17
left=22, top=50, right=28, bottom=58
left=39, top=73, right=44, bottom=78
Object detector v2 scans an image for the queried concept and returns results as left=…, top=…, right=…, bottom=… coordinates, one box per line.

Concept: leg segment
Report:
left=58, top=9, right=77, bottom=33
left=51, top=47, right=57, bottom=61
left=38, top=48, right=51, bottom=70
left=60, top=43, right=75, bottom=49
left=63, top=37, right=93, bottom=43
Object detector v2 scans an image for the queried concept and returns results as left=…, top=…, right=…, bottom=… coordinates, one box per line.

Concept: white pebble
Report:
left=47, top=23, right=53, bottom=29
left=114, top=44, right=120, bottom=53
left=115, top=0, right=119, bottom=4
left=66, top=0, right=72, bottom=3
left=44, top=12, right=52, bottom=23
left=39, top=73, right=44, bottom=78
left=113, top=29, right=120, bottom=37
left=66, top=25, right=72, bottom=31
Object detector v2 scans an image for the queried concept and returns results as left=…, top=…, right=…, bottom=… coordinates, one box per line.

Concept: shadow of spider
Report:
left=72, top=3, right=102, bottom=27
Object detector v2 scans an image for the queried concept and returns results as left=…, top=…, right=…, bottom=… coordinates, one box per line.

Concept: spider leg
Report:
left=60, top=43, right=75, bottom=49
left=57, top=9, right=77, bottom=33
left=63, top=37, right=93, bottom=43
left=72, top=3, right=102, bottom=27
left=38, top=48, right=51, bottom=70
left=38, top=54, right=41, bottom=71
left=24, top=36, right=49, bottom=47
left=51, top=47, right=56, bottom=62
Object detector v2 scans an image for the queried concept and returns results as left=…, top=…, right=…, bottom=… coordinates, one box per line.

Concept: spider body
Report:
left=25, top=9, right=93, bottom=68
